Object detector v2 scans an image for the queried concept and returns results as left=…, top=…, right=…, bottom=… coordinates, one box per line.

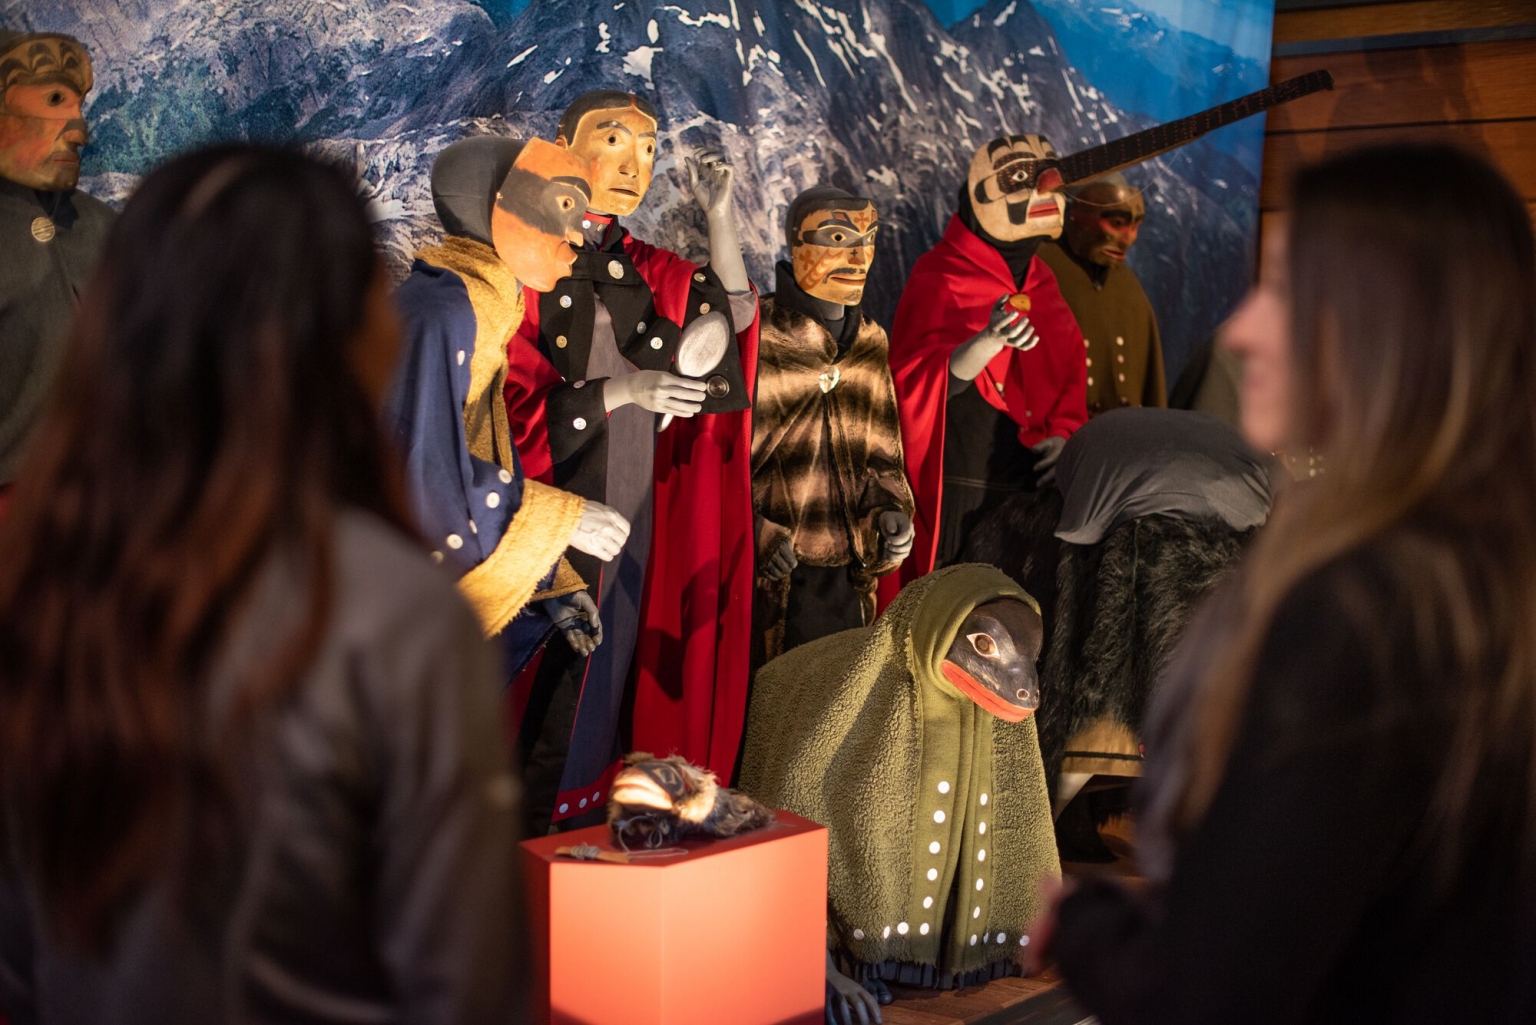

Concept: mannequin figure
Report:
left=740, top=564, right=1060, bottom=1018
left=383, top=136, right=631, bottom=689
left=752, top=185, right=915, bottom=663
left=1037, top=172, right=1166, bottom=416
left=504, top=90, right=759, bottom=832
left=0, top=31, right=114, bottom=498
left=882, top=133, right=1087, bottom=607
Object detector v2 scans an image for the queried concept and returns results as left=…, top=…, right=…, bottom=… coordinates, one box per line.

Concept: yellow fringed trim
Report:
left=533, top=556, right=586, bottom=603
left=457, top=479, right=587, bottom=637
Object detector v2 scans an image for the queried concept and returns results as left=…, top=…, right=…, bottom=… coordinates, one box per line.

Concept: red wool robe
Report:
left=505, top=230, right=759, bottom=784
left=879, top=215, right=1087, bottom=606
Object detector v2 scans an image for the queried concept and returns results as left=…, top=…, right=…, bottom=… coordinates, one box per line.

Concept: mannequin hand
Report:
left=981, top=295, right=1038, bottom=351
left=1030, top=435, right=1066, bottom=487
left=826, top=952, right=882, bottom=1025
left=605, top=371, right=707, bottom=417
left=949, top=296, right=1037, bottom=382
left=541, top=590, right=603, bottom=656
left=686, top=148, right=735, bottom=220
left=568, top=500, right=630, bottom=560
left=760, top=532, right=798, bottom=582
left=877, top=510, right=914, bottom=564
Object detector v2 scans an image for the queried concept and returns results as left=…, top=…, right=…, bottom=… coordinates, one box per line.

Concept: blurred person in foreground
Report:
left=0, top=145, right=526, bottom=1024
left=1029, top=143, right=1536, bottom=1022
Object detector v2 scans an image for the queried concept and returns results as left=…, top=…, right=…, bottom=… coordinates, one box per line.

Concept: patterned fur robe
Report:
left=751, top=298, right=915, bottom=659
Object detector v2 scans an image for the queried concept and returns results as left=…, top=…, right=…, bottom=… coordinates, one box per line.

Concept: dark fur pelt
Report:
left=964, top=493, right=1254, bottom=793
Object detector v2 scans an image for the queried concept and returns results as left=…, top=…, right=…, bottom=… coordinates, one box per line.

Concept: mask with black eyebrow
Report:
left=556, top=91, right=659, bottom=216
left=965, top=133, right=1066, bottom=244
left=788, top=190, right=878, bottom=307
left=939, top=598, right=1042, bottom=721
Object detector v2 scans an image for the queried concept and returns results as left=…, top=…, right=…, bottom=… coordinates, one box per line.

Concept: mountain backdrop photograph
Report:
left=6, top=0, right=1275, bottom=377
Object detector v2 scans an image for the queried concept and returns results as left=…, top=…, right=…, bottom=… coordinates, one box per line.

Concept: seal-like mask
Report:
left=490, top=138, right=592, bottom=293
left=0, top=33, right=93, bottom=190
left=940, top=598, right=1043, bottom=722
left=966, top=133, right=1065, bottom=243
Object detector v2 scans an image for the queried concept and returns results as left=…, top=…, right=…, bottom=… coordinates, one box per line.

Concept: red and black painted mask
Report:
left=1063, top=174, right=1146, bottom=268
left=0, top=33, right=93, bottom=191
left=940, top=599, right=1043, bottom=722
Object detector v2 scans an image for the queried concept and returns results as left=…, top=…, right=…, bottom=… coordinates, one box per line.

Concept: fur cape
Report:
left=752, top=296, right=914, bottom=655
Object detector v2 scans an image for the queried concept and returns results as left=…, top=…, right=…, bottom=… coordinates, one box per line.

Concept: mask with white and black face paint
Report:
left=940, top=598, right=1043, bottom=721
left=966, top=134, right=1066, bottom=243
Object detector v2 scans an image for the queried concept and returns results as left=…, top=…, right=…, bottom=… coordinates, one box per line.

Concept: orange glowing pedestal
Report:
left=521, top=811, right=828, bottom=1025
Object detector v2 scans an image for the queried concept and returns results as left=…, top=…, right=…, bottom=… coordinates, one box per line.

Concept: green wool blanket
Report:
left=739, top=564, right=1061, bottom=986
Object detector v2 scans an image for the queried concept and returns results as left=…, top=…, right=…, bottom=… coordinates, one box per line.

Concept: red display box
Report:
left=521, top=811, right=828, bottom=1025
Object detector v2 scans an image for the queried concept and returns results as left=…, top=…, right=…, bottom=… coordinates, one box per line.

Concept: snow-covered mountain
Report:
left=1028, top=0, right=1270, bottom=168
left=8, top=0, right=1263, bottom=376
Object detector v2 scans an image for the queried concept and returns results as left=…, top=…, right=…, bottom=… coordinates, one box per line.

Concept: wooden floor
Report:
left=883, top=969, right=1093, bottom=1025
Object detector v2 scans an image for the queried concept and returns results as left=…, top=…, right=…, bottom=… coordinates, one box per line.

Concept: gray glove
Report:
left=541, top=590, right=603, bottom=656
left=1029, top=434, right=1066, bottom=488
left=877, top=509, right=914, bottom=564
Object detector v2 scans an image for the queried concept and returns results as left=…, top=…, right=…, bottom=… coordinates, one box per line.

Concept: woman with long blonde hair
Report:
left=1032, top=143, right=1536, bottom=1022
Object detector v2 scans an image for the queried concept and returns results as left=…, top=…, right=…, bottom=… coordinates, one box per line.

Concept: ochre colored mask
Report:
left=0, top=35, right=93, bottom=191
left=791, top=201, right=878, bottom=306
left=1063, top=179, right=1146, bottom=268
left=558, top=102, right=657, bottom=217
left=940, top=599, right=1042, bottom=722
left=967, top=133, right=1065, bottom=243
left=490, top=139, right=592, bottom=293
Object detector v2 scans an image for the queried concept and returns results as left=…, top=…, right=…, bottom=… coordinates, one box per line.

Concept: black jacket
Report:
left=0, top=512, right=528, bottom=1024
left=1054, top=549, right=1536, bottom=1023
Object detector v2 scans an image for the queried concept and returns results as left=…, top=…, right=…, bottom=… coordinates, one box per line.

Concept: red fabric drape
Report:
left=505, top=233, right=759, bottom=781
left=878, top=215, right=1087, bottom=608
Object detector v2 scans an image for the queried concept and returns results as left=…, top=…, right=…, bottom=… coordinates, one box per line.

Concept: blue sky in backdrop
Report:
left=927, top=0, right=1271, bottom=60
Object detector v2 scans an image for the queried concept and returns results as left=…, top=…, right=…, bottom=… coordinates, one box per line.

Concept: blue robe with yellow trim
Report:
left=382, top=237, right=587, bottom=678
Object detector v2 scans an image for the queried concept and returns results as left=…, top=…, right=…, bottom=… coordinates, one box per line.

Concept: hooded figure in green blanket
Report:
left=739, top=563, right=1060, bottom=1016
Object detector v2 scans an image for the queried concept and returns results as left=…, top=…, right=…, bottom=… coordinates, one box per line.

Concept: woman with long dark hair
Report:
left=0, top=145, right=525, bottom=1023
left=1030, top=143, right=1536, bottom=1021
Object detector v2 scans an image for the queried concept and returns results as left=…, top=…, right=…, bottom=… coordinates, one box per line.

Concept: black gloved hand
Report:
left=541, top=590, right=603, bottom=656
left=1029, top=434, right=1066, bottom=488
left=760, top=533, right=798, bottom=582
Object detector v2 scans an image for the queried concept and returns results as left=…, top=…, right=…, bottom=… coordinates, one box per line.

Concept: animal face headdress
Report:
left=608, top=753, right=774, bottom=849
left=556, top=90, right=658, bottom=217
left=787, top=185, right=878, bottom=307
left=0, top=32, right=93, bottom=191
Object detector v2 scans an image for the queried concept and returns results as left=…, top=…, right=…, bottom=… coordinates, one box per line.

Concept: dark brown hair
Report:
left=0, top=144, right=410, bottom=946
left=1177, top=143, right=1536, bottom=868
